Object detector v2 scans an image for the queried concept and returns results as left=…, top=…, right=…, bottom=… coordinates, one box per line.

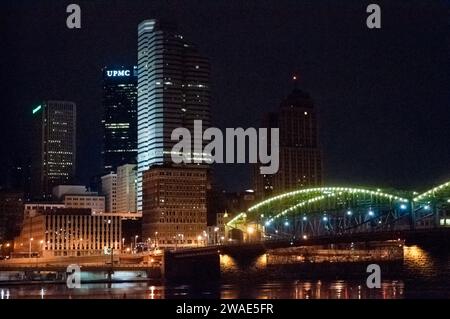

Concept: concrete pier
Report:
left=162, top=249, right=220, bottom=282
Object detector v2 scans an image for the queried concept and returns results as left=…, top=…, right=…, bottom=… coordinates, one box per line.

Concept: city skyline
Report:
left=1, top=1, right=449, bottom=194
left=0, top=1, right=449, bottom=302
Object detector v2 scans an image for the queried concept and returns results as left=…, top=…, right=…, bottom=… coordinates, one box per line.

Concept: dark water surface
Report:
left=0, top=245, right=448, bottom=299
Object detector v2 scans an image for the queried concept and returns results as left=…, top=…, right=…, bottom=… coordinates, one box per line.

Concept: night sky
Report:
left=1, top=0, right=449, bottom=192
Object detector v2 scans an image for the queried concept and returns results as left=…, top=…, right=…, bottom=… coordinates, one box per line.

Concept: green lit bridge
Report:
left=226, top=180, right=450, bottom=242
left=158, top=180, right=449, bottom=281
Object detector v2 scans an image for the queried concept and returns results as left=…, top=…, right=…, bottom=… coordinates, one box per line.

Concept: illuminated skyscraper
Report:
left=31, top=101, right=76, bottom=199
left=137, top=19, right=211, bottom=212
left=253, top=87, right=323, bottom=198
left=102, top=66, right=138, bottom=172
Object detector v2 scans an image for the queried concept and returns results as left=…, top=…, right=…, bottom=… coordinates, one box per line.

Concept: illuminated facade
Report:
left=31, top=101, right=76, bottom=199
left=101, top=172, right=117, bottom=213
left=14, top=208, right=121, bottom=257
left=116, top=164, right=137, bottom=214
left=137, top=19, right=211, bottom=212
left=102, top=66, right=137, bottom=172
left=142, top=166, right=208, bottom=247
left=253, top=88, right=322, bottom=198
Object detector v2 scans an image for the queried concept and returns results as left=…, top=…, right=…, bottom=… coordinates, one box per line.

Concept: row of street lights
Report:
left=28, top=238, right=45, bottom=258
left=121, top=233, right=160, bottom=254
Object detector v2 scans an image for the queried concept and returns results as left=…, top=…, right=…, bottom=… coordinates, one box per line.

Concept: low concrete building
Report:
left=63, top=194, right=105, bottom=214
left=52, top=185, right=95, bottom=200
left=24, top=203, right=65, bottom=218
left=14, top=208, right=121, bottom=257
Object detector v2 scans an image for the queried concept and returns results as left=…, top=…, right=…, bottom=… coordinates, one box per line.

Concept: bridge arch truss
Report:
left=413, top=180, right=450, bottom=228
left=228, top=187, right=413, bottom=240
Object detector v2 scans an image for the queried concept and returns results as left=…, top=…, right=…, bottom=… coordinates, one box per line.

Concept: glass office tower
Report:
left=102, top=66, right=138, bottom=173
left=137, top=19, right=211, bottom=212
left=31, top=101, right=76, bottom=199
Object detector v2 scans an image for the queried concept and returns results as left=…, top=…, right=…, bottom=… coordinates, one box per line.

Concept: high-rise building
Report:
left=137, top=19, right=211, bottom=212
left=31, top=101, right=76, bottom=199
left=142, top=166, right=207, bottom=247
left=102, top=66, right=138, bottom=172
left=116, top=164, right=137, bottom=214
left=101, top=173, right=117, bottom=213
left=253, top=87, right=322, bottom=198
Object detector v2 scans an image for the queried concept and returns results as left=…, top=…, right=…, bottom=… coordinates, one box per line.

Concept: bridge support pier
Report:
left=432, top=196, right=439, bottom=228
left=162, top=250, right=220, bottom=282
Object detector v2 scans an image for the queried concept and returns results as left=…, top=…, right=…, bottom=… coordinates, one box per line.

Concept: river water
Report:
left=0, top=245, right=448, bottom=299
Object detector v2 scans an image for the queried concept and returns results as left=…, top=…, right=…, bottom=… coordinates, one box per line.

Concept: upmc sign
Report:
left=107, top=70, right=131, bottom=77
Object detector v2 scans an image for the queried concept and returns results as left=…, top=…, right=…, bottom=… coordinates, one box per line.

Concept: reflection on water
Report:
left=221, top=280, right=404, bottom=299
left=0, top=280, right=404, bottom=299
left=402, top=245, right=450, bottom=298
left=404, top=245, right=434, bottom=275
left=0, top=245, right=448, bottom=299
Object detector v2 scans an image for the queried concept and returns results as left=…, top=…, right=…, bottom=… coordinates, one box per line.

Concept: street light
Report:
left=29, top=238, right=34, bottom=258
left=134, top=235, right=139, bottom=253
